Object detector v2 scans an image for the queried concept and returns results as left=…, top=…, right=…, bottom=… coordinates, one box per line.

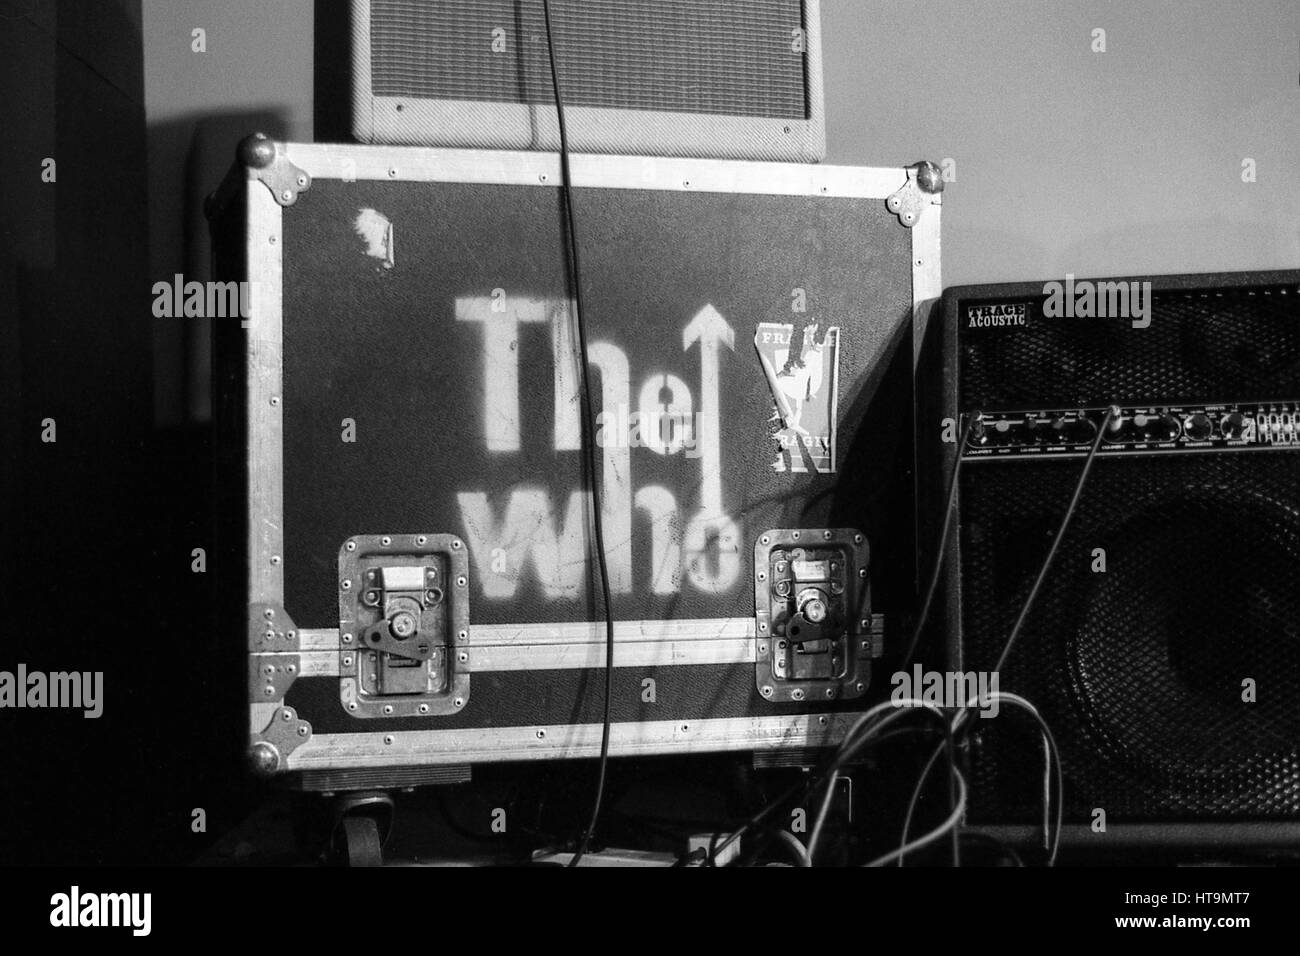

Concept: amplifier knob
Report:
left=1065, top=417, right=1097, bottom=444
left=1041, top=416, right=1067, bottom=443
left=990, top=419, right=1014, bottom=445
left=968, top=417, right=989, bottom=447
left=1221, top=412, right=1246, bottom=440
left=1184, top=413, right=1212, bottom=441
left=1141, top=413, right=1180, bottom=443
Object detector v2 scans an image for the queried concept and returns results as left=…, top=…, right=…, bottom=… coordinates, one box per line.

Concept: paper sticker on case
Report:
left=754, top=322, right=841, bottom=474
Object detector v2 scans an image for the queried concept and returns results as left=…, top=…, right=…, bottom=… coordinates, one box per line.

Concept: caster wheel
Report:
left=338, top=815, right=383, bottom=867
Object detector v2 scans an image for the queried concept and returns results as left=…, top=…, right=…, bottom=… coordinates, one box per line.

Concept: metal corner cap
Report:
left=913, top=161, right=944, bottom=194
left=238, top=132, right=278, bottom=170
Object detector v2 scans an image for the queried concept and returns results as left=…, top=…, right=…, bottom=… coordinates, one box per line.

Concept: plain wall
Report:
left=822, top=0, right=1300, bottom=285
left=143, top=0, right=314, bottom=425
left=140, top=0, right=1300, bottom=424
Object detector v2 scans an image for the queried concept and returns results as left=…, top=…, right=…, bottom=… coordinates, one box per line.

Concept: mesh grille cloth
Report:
left=369, top=0, right=810, bottom=118
left=957, top=278, right=1300, bottom=822
left=960, top=453, right=1300, bottom=821
left=960, top=284, right=1300, bottom=410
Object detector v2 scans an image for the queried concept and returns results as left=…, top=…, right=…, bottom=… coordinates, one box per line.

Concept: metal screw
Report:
left=269, top=396, right=279, bottom=406
left=451, top=539, right=462, bottom=550
left=777, top=640, right=787, bottom=650
left=458, top=629, right=468, bottom=641
left=536, top=729, right=546, bottom=739
left=758, top=622, right=768, bottom=632
left=791, top=688, right=805, bottom=701
left=859, top=569, right=867, bottom=578
left=286, top=664, right=296, bottom=674
left=760, top=535, right=771, bottom=545
left=825, top=688, right=835, bottom=698
left=757, top=571, right=767, bottom=581
left=539, top=173, right=548, bottom=182
left=348, top=702, right=358, bottom=711
left=458, top=651, right=468, bottom=662
left=823, top=530, right=832, bottom=539
left=381, top=536, right=392, bottom=546
left=416, top=535, right=427, bottom=546
left=818, top=715, right=828, bottom=725
left=792, top=531, right=801, bottom=540
left=341, top=579, right=352, bottom=590
left=281, top=189, right=293, bottom=202
left=270, top=555, right=281, bottom=565
left=343, top=655, right=353, bottom=666
left=297, top=175, right=308, bottom=187
left=263, top=608, right=275, bottom=619
left=264, top=665, right=275, bottom=675
left=860, top=641, right=870, bottom=651
left=343, top=633, right=353, bottom=644
left=383, top=705, right=393, bottom=715
left=761, top=685, right=774, bottom=698
left=456, top=575, right=467, bottom=587
left=384, top=735, right=394, bottom=744
left=387, top=167, right=397, bottom=178
left=855, top=682, right=865, bottom=692
left=418, top=704, right=429, bottom=714
left=298, top=725, right=309, bottom=736
left=680, top=724, right=689, bottom=733
left=854, top=534, right=863, bottom=545
left=263, top=686, right=274, bottom=697
left=454, top=697, right=464, bottom=707
left=268, top=235, right=277, bottom=245
left=288, top=630, right=297, bottom=639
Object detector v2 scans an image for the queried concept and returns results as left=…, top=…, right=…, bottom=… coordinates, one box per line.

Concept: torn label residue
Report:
left=754, top=322, right=841, bottom=474
left=353, top=208, right=395, bottom=270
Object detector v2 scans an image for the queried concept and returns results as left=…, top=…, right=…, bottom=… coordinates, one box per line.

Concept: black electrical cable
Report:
left=896, top=406, right=1117, bottom=865
left=989, top=405, right=1117, bottom=675
left=707, top=709, right=946, bottom=865
left=540, top=0, right=615, bottom=868
left=900, top=412, right=974, bottom=667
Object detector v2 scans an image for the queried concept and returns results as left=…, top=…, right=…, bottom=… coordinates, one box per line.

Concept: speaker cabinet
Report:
left=350, top=0, right=825, bottom=161
left=926, top=271, right=1300, bottom=847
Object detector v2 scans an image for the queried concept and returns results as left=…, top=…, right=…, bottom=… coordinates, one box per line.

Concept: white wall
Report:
left=822, top=0, right=1300, bottom=286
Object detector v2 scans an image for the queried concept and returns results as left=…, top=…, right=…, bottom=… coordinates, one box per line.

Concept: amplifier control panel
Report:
left=962, top=401, right=1300, bottom=459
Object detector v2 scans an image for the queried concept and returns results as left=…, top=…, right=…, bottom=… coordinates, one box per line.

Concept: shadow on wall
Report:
left=148, top=111, right=293, bottom=427
left=314, top=0, right=354, bottom=143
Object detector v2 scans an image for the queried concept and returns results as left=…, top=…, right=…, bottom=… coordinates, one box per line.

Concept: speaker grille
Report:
left=960, top=452, right=1300, bottom=822
left=369, top=0, right=810, bottom=119
left=960, top=284, right=1300, bottom=410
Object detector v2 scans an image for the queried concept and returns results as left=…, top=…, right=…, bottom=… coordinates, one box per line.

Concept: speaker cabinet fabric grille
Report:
left=352, top=0, right=825, bottom=160
left=960, top=452, right=1300, bottom=822
left=369, top=0, right=809, bottom=117
left=939, top=271, right=1300, bottom=830
left=961, top=285, right=1300, bottom=411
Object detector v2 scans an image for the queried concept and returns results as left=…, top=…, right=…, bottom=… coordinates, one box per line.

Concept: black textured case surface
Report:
left=215, top=162, right=925, bottom=758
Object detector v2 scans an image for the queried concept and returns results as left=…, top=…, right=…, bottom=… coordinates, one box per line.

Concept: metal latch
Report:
left=339, top=534, right=470, bottom=718
left=754, top=529, right=871, bottom=703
